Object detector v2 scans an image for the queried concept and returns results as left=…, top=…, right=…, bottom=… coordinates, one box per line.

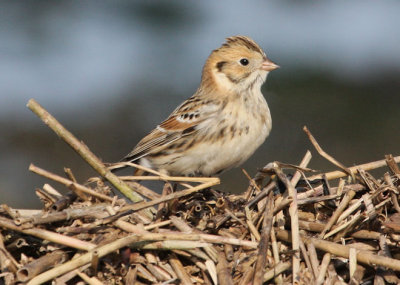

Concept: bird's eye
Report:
left=239, top=58, right=249, bottom=66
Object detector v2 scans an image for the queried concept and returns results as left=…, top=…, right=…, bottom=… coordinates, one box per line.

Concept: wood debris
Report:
left=1, top=98, right=400, bottom=284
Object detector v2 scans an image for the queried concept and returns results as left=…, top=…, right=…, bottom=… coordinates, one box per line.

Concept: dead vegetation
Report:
left=1, top=99, right=400, bottom=284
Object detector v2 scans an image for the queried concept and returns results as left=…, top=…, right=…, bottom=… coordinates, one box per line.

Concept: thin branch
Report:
left=26, top=99, right=144, bottom=202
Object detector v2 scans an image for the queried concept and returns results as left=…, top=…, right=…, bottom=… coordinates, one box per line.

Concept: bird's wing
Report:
left=123, top=96, right=220, bottom=162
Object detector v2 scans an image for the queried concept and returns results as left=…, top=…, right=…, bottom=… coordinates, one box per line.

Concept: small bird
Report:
left=119, top=36, right=278, bottom=177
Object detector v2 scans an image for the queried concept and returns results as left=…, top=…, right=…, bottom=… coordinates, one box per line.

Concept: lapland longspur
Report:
left=118, top=36, right=278, bottom=177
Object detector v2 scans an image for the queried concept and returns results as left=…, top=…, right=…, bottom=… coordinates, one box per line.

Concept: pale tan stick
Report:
left=319, top=190, right=356, bottom=238
left=136, top=264, right=157, bottom=282
left=270, top=227, right=283, bottom=284
left=26, top=203, right=111, bottom=225
left=125, top=267, right=138, bottom=284
left=263, top=262, right=291, bottom=282
left=324, top=211, right=361, bottom=239
left=29, top=164, right=114, bottom=202
left=245, top=206, right=261, bottom=241
left=242, top=168, right=262, bottom=199
left=307, top=241, right=320, bottom=278
left=110, top=161, right=162, bottom=175
left=141, top=240, right=210, bottom=250
left=52, top=264, right=91, bottom=284
left=333, top=198, right=390, bottom=242
left=169, top=254, right=193, bottom=285
left=27, top=234, right=181, bottom=285
left=242, top=168, right=261, bottom=190
left=64, top=167, right=77, bottom=182
left=115, top=161, right=219, bottom=184
left=144, top=220, right=171, bottom=231
left=125, top=181, right=161, bottom=200
left=7, top=209, right=41, bottom=218
left=303, top=126, right=353, bottom=178
left=121, top=175, right=219, bottom=183
left=276, top=151, right=312, bottom=283
left=298, top=194, right=338, bottom=205
left=308, top=155, right=400, bottom=181
left=145, top=263, right=171, bottom=281
left=349, top=248, right=357, bottom=279
left=131, top=230, right=258, bottom=249
left=120, top=180, right=219, bottom=212
left=0, top=217, right=96, bottom=251
left=75, top=270, right=103, bottom=285
left=205, top=260, right=217, bottom=285
left=315, top=253, right=331, bottom=285
left=337, top=198, right=363, bottom=223
left=300, top=219, right=383, bottom=241
left=276, top=230, right=400, bottom=271
left=299, top=239, right=313, bottom=279
left=274, top=166, right=300, bottom=283
left=336, top=178, right=345, bottom=196
left=27, top=99, right=144, bottom=202
left=297, top=183, right=364, bottom=200
left=291, top=151, right=312, bottom=186
left=350, top=230, right=381, bottom=240
left=42, top=184, right=62, bottom=198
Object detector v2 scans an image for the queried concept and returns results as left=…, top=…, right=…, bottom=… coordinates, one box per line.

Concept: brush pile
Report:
left=1, top=99, right=400, bottom=285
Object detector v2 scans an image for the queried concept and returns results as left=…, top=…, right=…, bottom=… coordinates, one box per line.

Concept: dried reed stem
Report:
left=29, top=164, right=113, bottom=202
left=277, top=230, right=400, bottom=271
left=120, top=180, right=219, bottom=213
left=169, top=254, right=193, bottom=285
left=274, top=166, right=301, bottom=282
left=303, top=126, right=353, bottom=178
left=27, top=234, right=142, bottom=285
left=319, top=190, right=356, bottom=238
left=263, top=261, right=291, bottom=282
left=27, top=99, right=144, bottom=202
left=315, top=253, right=331, bottom=285
left=308, top=155, right=400, bottom=181
left=0, top=217, right=96, bottom=251
left=121, top=175, right=219, bottom=183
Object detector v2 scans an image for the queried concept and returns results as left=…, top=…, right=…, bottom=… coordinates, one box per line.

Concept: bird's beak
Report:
left=261, top=58, right=280, bottom=71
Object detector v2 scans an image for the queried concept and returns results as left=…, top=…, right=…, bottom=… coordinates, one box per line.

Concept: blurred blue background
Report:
left=1, top=1, right=399, bottom=208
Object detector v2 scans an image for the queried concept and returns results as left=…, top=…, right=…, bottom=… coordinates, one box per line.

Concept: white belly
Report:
left=146, top=98, right=271, bottom=176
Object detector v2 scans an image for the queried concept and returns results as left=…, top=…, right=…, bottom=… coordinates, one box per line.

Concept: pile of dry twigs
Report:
left=1, top=99, right=400, bottom=284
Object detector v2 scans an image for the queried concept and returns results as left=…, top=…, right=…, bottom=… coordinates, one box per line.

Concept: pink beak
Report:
left=261, top=58, right=280, bottom=71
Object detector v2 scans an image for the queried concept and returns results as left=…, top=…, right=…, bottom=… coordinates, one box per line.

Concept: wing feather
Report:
left=123, top=96, right=220, bottom=162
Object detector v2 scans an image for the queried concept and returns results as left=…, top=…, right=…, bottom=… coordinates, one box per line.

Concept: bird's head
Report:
left=201, top=36, right=279, bottom=94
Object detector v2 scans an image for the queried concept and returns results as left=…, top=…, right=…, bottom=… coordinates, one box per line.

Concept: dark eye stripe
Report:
left=216, top=61, right=226, bottom=72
